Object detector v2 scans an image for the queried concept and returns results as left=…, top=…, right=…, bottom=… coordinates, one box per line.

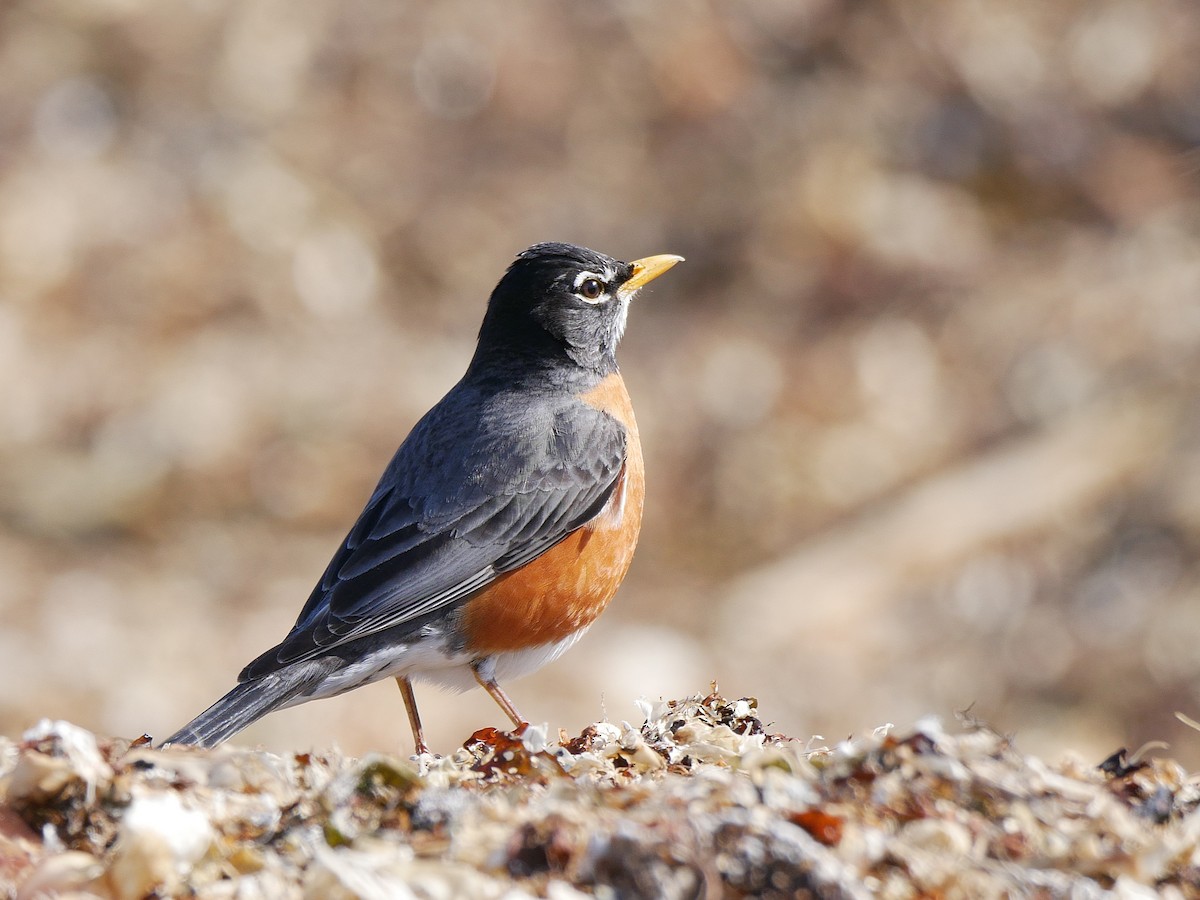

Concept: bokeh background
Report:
left=2, top=0, right=1200, bottom=765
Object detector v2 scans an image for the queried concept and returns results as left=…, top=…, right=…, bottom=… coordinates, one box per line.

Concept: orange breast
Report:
left=461, top=374, right=645, bottom=654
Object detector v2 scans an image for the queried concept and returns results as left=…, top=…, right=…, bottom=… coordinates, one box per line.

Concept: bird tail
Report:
left=166, top=676, right=312, bottom=748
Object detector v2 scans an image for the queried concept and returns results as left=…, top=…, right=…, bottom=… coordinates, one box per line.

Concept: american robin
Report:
left=164, top=242, right=682, bottom=753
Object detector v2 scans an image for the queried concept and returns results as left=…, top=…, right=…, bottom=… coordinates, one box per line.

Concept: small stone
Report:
left=16, top=851, right=104, bottom=900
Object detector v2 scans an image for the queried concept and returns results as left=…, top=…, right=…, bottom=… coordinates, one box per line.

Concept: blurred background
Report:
left=2, top=0, right=1200, bottom=765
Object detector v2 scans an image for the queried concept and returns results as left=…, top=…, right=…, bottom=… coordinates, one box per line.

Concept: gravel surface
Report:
left=3, top=691, right=1198, bottom=898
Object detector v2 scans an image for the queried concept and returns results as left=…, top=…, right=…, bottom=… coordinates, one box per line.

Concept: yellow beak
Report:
left=621, top=254, right=685, bottom=295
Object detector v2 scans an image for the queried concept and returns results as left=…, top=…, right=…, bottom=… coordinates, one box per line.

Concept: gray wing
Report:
left=240, top=384, right=625, bottom=681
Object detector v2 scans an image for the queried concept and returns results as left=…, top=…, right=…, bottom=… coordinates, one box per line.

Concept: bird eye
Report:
left=577, top=278, right=605, bottom=301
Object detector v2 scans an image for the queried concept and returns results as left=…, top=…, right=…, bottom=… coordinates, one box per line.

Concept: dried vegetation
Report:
left=4, top=692, right=1200, bottom=898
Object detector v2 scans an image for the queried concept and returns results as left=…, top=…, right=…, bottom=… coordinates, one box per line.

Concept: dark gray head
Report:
left=471, top=242, right=683, bottom=376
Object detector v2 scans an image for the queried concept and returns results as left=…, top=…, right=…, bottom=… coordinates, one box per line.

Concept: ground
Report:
left=2, top=690, right=1198, bottom=899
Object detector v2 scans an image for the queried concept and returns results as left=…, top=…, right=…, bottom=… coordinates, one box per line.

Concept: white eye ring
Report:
left=574, top=272, right=608, bottom=303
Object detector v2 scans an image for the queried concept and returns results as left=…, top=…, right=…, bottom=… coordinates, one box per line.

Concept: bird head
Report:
left=473, top=242, right=683, bottom=375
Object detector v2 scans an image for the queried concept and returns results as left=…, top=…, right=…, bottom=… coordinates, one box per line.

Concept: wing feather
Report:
left=240, top=384, right=626, bottom=681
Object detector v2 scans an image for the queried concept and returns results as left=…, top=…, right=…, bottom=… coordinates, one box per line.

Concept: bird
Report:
left=164, top=242, right=683, bottom=754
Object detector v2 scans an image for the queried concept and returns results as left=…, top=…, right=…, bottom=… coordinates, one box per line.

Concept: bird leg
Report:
left=395, top=676, right=430, bottom=755
left=471, top=662, right=527, bottom=728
